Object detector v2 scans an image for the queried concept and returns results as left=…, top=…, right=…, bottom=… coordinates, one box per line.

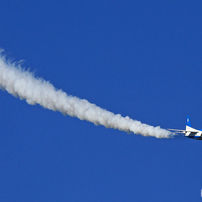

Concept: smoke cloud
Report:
left=0, top=51, right=172, bottom=138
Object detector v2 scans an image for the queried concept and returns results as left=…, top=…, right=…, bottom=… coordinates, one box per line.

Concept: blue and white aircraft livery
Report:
left=169, top=116, right=202, bottom=140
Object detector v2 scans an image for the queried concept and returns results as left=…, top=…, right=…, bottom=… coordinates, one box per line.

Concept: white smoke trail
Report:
left=0, top=51, right=172, bottom=138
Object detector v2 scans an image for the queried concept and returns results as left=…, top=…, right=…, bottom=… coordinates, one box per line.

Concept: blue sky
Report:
left=1, top=1, right=202, bottom=201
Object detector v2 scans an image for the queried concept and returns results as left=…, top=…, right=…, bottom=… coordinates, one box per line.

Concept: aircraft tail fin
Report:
left=186, top=116, right=191, bottom=127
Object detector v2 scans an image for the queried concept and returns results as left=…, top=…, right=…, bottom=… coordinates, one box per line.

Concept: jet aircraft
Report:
left=168, top=116, right=202, bottom=140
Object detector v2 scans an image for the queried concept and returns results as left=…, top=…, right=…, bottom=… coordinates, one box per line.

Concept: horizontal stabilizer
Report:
left=186, top=115, right=191, bottom=127
left=167, top=129, right=186, bottom=133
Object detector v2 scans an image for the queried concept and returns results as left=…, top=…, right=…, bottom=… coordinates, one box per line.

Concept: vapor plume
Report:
left=0, top=51, right=172, bottom=138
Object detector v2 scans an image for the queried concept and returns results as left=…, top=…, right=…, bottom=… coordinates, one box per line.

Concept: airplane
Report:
left=168, top=116, right=202, bottom=140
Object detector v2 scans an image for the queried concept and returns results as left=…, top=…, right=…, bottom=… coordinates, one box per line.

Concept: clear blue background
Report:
left=0, top=1, right=202, bottom=201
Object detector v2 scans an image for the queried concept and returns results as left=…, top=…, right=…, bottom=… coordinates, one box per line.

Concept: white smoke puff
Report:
left=0, top=51, right=173, bottom=138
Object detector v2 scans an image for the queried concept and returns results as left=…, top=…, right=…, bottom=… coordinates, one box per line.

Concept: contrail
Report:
left=0, top=51, right=172, bottom=138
